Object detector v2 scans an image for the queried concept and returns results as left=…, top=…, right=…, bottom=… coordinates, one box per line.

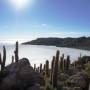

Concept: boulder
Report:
left=0, top=58, right=44, bottom=90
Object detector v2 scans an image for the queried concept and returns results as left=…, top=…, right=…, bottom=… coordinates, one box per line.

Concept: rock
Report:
left=27, top=84, right=40, bottom=90
left=57, top=73, right=69, bottom=87
left=0, top=58, right=44, bottom=90
left=63, top=87, right=81, bottom=90
left=6, top=58, right=31, bottom=74
left=74, top=87, right=81, bottom=90
left=66, top=72, right=89, bottom=90
left=63, top=87, right=72, bottom=90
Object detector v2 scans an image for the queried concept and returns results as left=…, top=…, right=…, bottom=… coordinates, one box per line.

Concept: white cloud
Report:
left=41, top=24, right=47, bottom=27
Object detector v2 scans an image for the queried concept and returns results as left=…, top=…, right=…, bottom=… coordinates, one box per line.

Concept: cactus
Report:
left=14, top=41, right=19, bottom=62
left=60, top=56, right=64, bottom=72
left=3, top=46, right=6, bottom=66
left=42, top=64, right=46, bottom=77
left=62, top=53, right=64, bottom=59
left=74, top=61, right=77, bottom=69
left=12, top=56, right=14, bottom=64
left=34, top=64, right=36, bottom=71
left=50, top=56, right=55, bottom=84
left=36, top=67, right=40, bottom=72
left=0, top=46, right=6, bottom=72
left=66, top=55, right=70, bottom=71
left=52, top=50, right=60, bottom=87
left=43, top=64, right=46, bottom=71
left=64, top=59, right=67, bottom=71
left=40, top=63, right=42, bottom=73
left=0, top=53, right=2, bottom=65
left=45, top=60, right=49, bottom=77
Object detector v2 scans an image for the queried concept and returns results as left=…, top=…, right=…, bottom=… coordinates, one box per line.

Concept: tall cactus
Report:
left=34, top=64, right=36, bottom=71
left=40, top=63, right=42, bottom=73
left=64, top=59, right=66, bottom=71
left=74, top=61, right=77, bottom=69
left=50, top=56, right=55, bottom=84
left=45, top=60, right=49, bottom=77
left=0, top=46, right=6, bottom=72
left=14, top=41, right=19, bottom=62
left=66, top=55, right=70, bottom=71
left=43, top=64, right=46, bottom=71
left=60, top=56, right=64, bottom=72
left=3, top=46, right=6, bottom=68
left=12, top=56, right=14, bottom=64
left=52, top=50, right=60, bottom=87
left=62, top=53, right=64, bottom=59
left=0, top=53, right=2, bottom=65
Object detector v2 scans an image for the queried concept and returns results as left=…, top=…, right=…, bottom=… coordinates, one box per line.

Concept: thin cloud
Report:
left=41, top=24, right=47, bottom=27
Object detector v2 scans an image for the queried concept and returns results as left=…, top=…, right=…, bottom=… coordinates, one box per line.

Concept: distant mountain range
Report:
left=22, top=37, right=90, bottom=50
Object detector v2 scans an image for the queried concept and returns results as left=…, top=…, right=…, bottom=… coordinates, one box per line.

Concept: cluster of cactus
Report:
left=32, top=50, right=72, bottom=90
left=14, top=41, right=19, bottom=62
left=0, top=41, right=19, bottom=73
left=28, top=50, right=71, bottom=89
left=0, top=46, right=6, bottom=72
left=48, top=50, right=71, bottom=88
left=60, top=54, right=71, bottom=72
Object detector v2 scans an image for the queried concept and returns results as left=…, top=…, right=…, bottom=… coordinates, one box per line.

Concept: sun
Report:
left=9, top=0, right=33, bottom=11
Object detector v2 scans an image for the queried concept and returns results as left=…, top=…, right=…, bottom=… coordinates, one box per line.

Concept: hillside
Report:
left=22, top=37, right=90, bottom=50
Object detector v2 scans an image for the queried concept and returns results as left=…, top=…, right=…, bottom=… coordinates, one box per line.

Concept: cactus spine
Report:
left=14, top=41, right=19, bottom=62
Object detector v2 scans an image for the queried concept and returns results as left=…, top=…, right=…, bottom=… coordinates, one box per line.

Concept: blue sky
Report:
left=0, top=0, right=90, bottom=43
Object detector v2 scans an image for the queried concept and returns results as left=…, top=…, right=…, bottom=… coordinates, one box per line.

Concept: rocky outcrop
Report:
left=0, top=58, right=44, bottom=90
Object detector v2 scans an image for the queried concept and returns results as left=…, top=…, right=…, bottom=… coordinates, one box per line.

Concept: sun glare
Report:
left=9, top=0, right=33, bottom=11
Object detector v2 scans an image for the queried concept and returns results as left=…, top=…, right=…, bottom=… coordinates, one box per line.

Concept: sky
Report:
left=0, top=0, right=90, bottom=43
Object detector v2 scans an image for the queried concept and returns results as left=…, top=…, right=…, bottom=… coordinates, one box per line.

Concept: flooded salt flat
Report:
left=0, top=44, right=90, bottom=66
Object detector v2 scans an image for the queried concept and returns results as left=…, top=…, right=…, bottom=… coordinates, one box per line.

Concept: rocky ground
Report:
left=0, top=58, right=45, bottom=90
